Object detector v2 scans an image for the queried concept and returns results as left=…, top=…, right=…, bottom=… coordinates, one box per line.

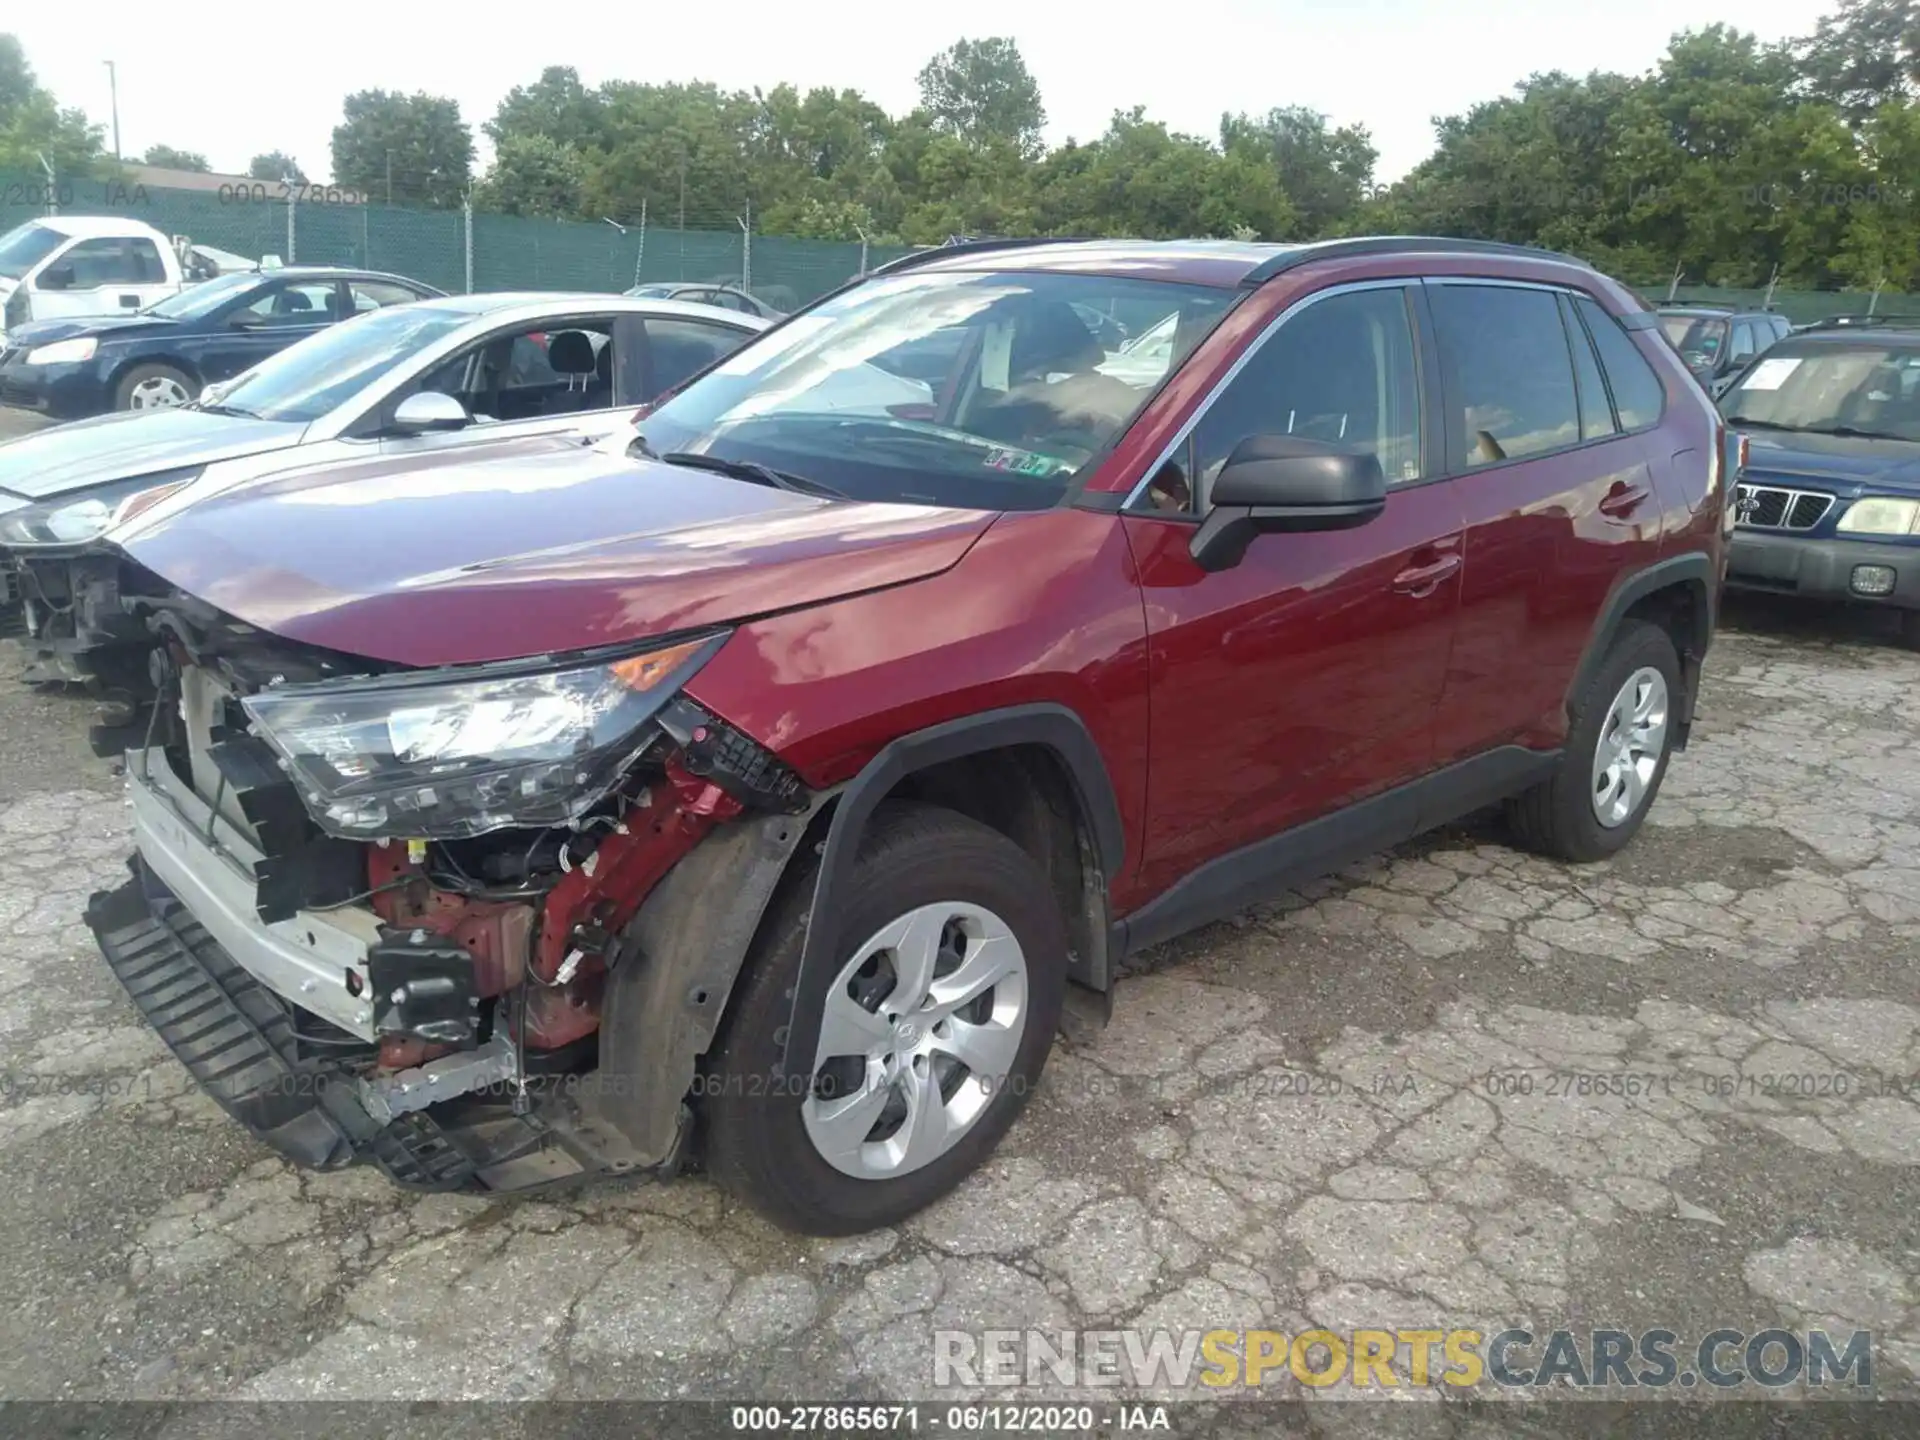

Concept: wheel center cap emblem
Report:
left=896, top=1021, right=920, bottom=1046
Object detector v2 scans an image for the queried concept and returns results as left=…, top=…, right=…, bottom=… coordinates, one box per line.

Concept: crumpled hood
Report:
left=114, top=438, right=999, bottom=667
left=0, top=407, right=307, bottom=501
left=1741, top=430, right=1920, bottom=496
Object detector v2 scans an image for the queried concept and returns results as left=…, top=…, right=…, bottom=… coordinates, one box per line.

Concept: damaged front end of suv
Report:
left=88, top=572, right=819, bottom=1193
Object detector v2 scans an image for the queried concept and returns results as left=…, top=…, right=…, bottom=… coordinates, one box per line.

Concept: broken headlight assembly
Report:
left=0, top=468, right=202, bottom=548
left=242, top=631, right=729, bottom=840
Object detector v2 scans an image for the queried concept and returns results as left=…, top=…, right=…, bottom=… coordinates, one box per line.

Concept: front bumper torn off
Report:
left=88, top=748, right=674, bottom=1192
left=87, top=869, right=485, bottom=1188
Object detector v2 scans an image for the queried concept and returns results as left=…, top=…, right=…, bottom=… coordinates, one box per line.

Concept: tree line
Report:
left=4, top=2, right=1918, bottom=290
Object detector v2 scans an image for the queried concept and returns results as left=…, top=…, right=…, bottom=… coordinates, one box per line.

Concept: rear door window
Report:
left=642, top=316, right=753, bottom=396
left=352, top=280, right=427, bottom=312
left=1428, top=284, right=1580, bottom=468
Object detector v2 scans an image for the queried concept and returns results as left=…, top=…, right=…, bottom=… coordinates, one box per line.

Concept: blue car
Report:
left=1720, top=317, right=1920, bottom=649
left=0, top=267, right=441, bottom=420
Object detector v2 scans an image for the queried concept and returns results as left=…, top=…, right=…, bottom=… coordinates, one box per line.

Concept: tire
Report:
left=1506, top=619, right=1681, bottom=863
left=1899, top=609, right=1920, bottom=652
left=113, top=363, right=198, bottom=412
left=703, top=800, right=1069, bottom=1236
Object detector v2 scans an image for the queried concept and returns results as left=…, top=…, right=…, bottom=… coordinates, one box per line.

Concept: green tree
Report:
left=580, top=81, right=756, bottom=225
left=1032, top=109, right=1293, bottom=239
left=331, top=90, right=474, bottom=206
left=916, top=37, right=1046, bottom=158
left=1220, top=107, right=1376, bottom=237
left=248, top=150, right=307, bottom=183
left=485, top=65, right=605, bottom=151
left=1834, top=100, right=1920, bottom=288
left=0, top=34, right=105, bottom=178
left=0, top=34, right=32, bottom=118
left=475, top=132, right=585, bottom=217
left=1797, top=0, right=1920, bottom=122
left=141, top=144, right=209, bottom=171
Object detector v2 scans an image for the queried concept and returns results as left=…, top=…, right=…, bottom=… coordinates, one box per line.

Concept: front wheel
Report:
left=1506, top=619, right=1681, bottom=862
left=702, top=801, right=1068, bottom=1236
left=114, top=363, right=198, bottom=412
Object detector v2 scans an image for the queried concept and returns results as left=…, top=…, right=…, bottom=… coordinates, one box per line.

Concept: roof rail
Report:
left=1239, top=236, right=1583, bottom=287
left=869, top=235, right=1100, bottom=277
left=1804, top=313, right=1920, bottom=330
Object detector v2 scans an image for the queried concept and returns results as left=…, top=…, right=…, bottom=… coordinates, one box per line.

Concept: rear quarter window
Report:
left=1577, top=296, right=1666, bottom=431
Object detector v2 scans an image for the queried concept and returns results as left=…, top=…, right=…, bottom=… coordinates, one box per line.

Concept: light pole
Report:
left=103, top=61, right=120, bottom=160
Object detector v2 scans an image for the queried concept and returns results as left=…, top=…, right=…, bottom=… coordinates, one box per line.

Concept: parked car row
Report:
left=0, top=266, right=446, bottom=418
left=0, top=290, right=770, bottom=685
left=2, top=235, right=1736, bottom=1235
left=1656, top=302, right=1794, bottom=397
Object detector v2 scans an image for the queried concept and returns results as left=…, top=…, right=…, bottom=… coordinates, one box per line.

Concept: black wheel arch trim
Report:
left=773, top=702, right=1126, bottom=1079
left=1571, top=551, right=1716, bottom=736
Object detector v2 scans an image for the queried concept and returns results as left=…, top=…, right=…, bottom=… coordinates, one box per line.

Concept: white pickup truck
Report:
left=0, top=216, right=259, bottom=343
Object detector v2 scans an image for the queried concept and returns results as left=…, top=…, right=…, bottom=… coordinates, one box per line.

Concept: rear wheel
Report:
left=114, top=363, right=197, bottom=412
left=1507, top=619, right=1680, bottom=862
left=703, top=801, right=1067, bottom=1236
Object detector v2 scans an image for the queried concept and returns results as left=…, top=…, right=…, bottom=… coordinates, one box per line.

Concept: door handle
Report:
left=1391, top=552, right=1462, bottom=596
left=1599, top=482, right=1651, bottom=519
left=118, top=294, right=141, bottom=308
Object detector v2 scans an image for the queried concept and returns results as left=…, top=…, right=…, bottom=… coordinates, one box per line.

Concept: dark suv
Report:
left=1718, top=318, right=1920, bottom=648
left=1657, top=303, right=1792, bottom=398
left=83, top=236, right=1725, bottom=1234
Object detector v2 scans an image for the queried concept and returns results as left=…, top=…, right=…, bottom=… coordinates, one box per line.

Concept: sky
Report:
left=12, top=0, right=1834, bottom=189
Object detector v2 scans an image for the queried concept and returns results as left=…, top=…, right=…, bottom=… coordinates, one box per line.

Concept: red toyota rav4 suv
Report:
left=86, top=237, right=1727, bottom=1234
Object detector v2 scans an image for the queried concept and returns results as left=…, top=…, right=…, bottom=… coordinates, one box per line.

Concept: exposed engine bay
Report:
left=87, top=562, right=816, bottom=1192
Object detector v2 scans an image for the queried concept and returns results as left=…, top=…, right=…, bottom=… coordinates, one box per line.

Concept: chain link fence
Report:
left=5, top=170, right=1918, bottom=318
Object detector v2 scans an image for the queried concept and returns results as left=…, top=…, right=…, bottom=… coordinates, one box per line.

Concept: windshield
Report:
left=638, top=270, right=1234, bottom=510
left=1659, top=314, right=1728, bottom=368
left=1723, top=344, right=1920, bottom=441
left=210, top=304, right=471, bottom=424
left=0, top=223, right=64, bottom=280
left=146, top=272, right=262, bottom=319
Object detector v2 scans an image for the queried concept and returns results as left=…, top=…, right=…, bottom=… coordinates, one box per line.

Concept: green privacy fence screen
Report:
left=3, top=171, right=1915, bottom=317
left=0, top=172, right=914, bottom=306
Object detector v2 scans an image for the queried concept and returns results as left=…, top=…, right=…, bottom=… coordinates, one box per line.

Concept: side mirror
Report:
left=390, top=391, right=471, bottom=435
left=36, top=262, right=75, bottom=291
left=1189, top=435, right=1387, bottom=573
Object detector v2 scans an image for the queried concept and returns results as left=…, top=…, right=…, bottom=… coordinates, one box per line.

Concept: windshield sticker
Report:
left=984, top=446, right=1061, bottom=477
left=1743, top=356, right=1802, bottom=391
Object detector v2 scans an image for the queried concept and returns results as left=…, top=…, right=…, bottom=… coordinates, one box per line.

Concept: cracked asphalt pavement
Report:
left=0, top=597, right=1915, bottom=1425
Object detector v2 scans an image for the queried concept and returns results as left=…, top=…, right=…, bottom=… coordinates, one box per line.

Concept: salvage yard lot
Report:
left=0, top=601, right=1915, bottom=1416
